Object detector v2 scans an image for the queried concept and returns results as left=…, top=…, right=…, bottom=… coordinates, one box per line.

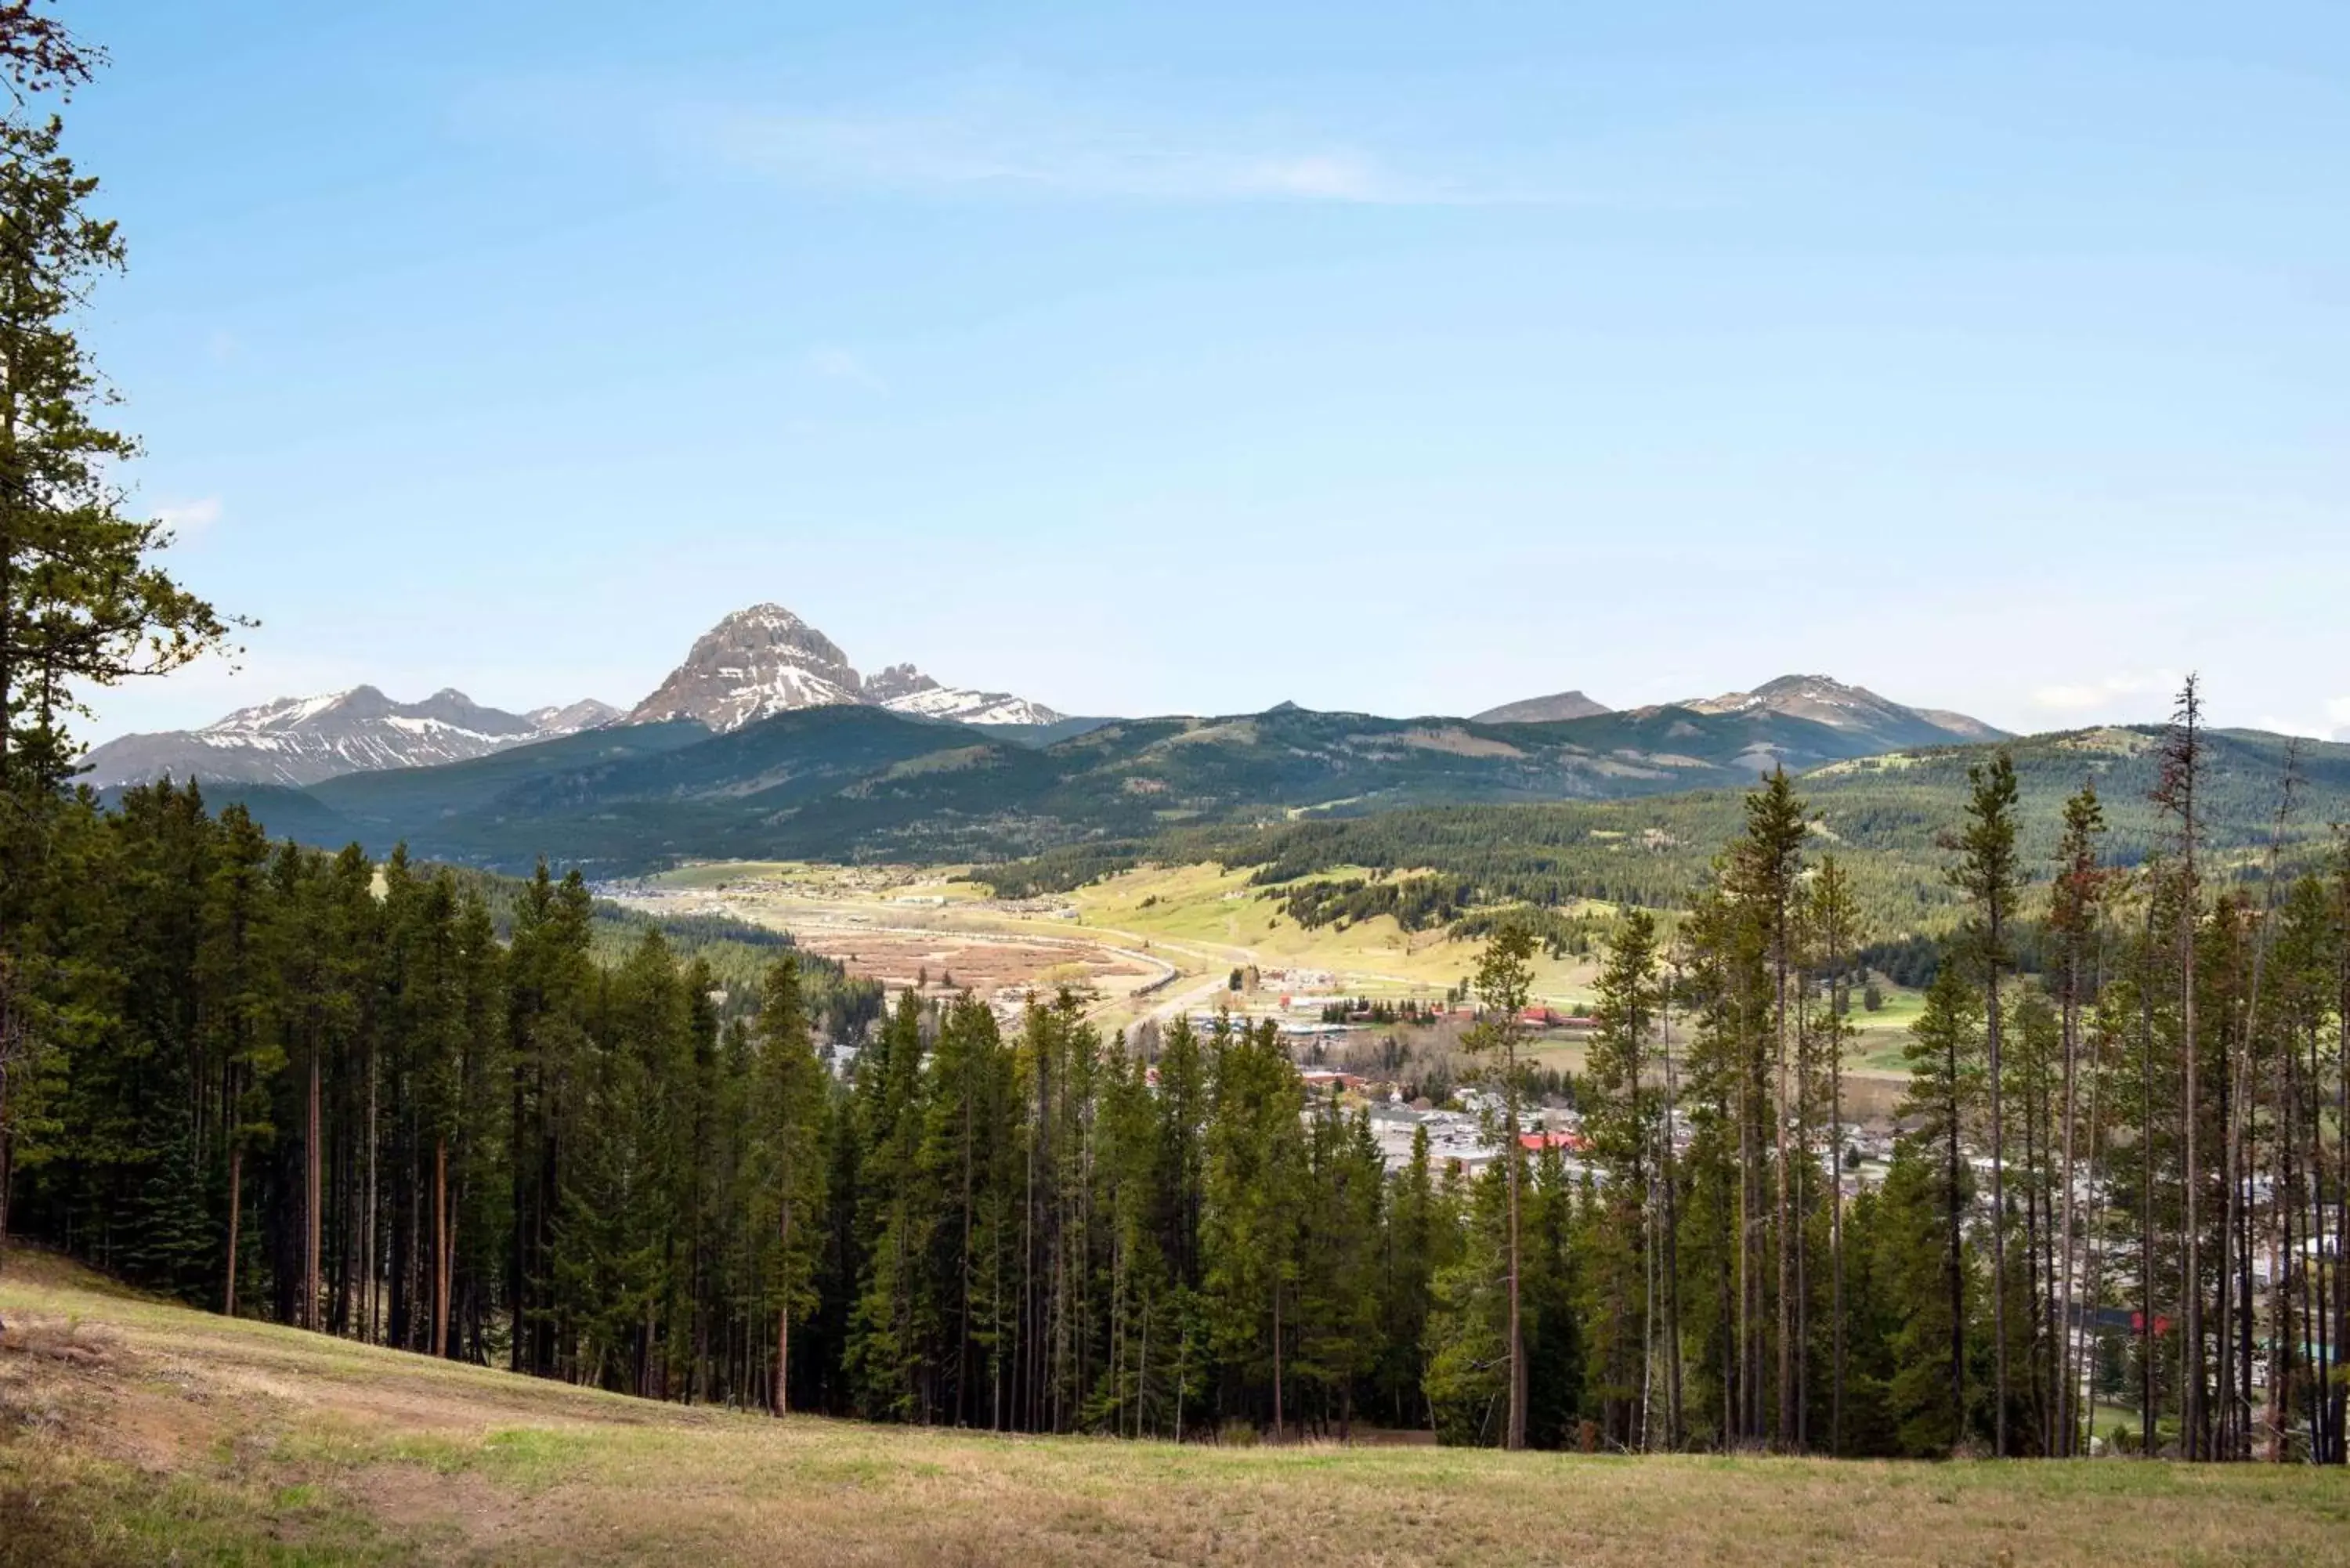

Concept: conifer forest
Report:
left=2, top=6, right=2347, bottom=1524
left=5, top=735, right=2348, bottom=1465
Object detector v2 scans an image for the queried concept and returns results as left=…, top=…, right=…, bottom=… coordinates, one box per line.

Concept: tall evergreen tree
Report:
left=1951, top=749, right=2019, bottom=1454
left=751, top=955, right=827, bottom=1414
left=1904, top=962, right=1983, bottom=1451
left=1462, top=921, right=1536, bottom=1449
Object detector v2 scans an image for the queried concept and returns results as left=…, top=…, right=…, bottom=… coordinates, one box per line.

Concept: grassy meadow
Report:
left=5, top=1250, right=2348, bottom=1566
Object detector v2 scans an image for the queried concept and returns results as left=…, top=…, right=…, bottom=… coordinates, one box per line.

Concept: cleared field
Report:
left=624, top=858, right=1940, bottom=1085
left=4, top=1250, right=2345, bottom=1566
left=787, top=928, right=1168, bottom=1006
left=1066, top=862, right=1602, bottom=1005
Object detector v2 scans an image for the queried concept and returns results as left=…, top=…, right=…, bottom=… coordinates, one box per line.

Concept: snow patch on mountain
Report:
left=80, top=687, right=619, bottom=789
left=879, top=685, right=1067, bottom=726
left=625, top=606, right=1065, bottom=733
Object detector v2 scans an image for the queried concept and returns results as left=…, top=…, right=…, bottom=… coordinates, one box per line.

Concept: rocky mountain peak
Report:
left=1472, top=689, right=1612, bottom=725
left=527, top=699, right=623, bottom=735
left=625, top=605, right=1065, bottom=733
left=624, top=603, right=866, bottom=731
left=1667, top=674, right=2006, bottom=744
left=863, top=663, right=940, bottom=704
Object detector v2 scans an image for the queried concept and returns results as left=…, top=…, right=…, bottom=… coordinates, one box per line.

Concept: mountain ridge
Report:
left=231, top=692, right=2055, bottom=873
left=78, top=686, right=620, bottom=789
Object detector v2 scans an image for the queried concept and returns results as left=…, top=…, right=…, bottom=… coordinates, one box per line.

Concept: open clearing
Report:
left=626, top=859, right=1606, bottom=1034
left=624, top=860, right=1930, bottom=1100
left=5, top=1252, right=2348, bottom=1566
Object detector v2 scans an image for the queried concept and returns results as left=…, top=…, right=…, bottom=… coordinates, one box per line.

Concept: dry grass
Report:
left=4, top=1248, right=2348, bottom=1566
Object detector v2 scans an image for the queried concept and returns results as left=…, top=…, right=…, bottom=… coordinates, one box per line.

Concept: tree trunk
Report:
left=2056, top=954, right=2081, bottom=1457
left=1987, top=905, right=2008, bottom=1459
left=1504, top=1040, right=1525, bottom=1451
left=223, top=1145, right=243, bottom=1317
left=2182, top=898, right=2202, bottom=1461
left=306, top=1049, right=323, bottom=1333
left=1271, top=1273, right=1285, bottom=1444
left=2139, top=901, right=2158, bottom=1458
left=432, top=1136, right=449, bottom=1360
left=1, top=1058, right=16, bottom=1316
left=774, top=1198, right=793, bottom=1417
left=1831, top=984, right=1846, bottom=1457
left=1775, top=920, right=1793, bottom=1451
left=1947, top=1021, right=1966, bottom=1448
left=365, top=1043, right=378, bottom=1346
left=1662, top=988, right=1685, bottom=1452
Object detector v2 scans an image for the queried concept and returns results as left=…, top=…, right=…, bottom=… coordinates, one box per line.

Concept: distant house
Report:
left=1519, top=1130, right=1589, bottom=1154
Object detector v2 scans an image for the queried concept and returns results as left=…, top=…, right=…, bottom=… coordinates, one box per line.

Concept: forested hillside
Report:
left=980, top=724, right=2350, bottom=941
left=9, top=717, right=2347, bottom=1467
left=164, top=695, right=2032, bottom=874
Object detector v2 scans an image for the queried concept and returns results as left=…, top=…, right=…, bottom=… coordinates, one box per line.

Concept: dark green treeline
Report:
left=3, top=742, right=2348, bottom=1462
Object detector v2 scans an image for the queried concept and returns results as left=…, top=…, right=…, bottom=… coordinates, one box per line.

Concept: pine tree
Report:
left=0, top=117, right=235, bottom=792
left=1379, top=1123, right=1443, bottom=1429
left=1738, top=770, right=1807, bottom=1449
left=1584, top=909, right=1660, bottom=1446
left=1951, top=750, right=2019, bottom=1454
left=197, top=804, right=280, bottom=1318
left=848, top=988, right=930, bottom=1418
left=2151, top=677, right=2207, bottom=1455
left=1462, top=921, right=1536, bottom=1449
left=1904, top=962, right=1983, bottom=1451
left=752, top=955, right=827, bottom=1414
left=2048, top=782, right=2107, bottom=1454
left=1202, top=1019, right=1305, bottom=1439
left=1806, top=855, right=1863, bottom=1454
left=1424, top=1162, right=1511, bottom=1447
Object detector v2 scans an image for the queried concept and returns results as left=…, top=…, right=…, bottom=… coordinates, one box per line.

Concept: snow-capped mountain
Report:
left=863, top=662, right=1067, bottom=727
left=79, top=688, right=619, bottom=789
left=624, top=605, right=1065, bottom=733
left=880, top=686, right=1068, bottom=726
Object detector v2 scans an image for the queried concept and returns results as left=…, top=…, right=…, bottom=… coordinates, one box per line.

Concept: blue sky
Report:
left=70, top=2, right=2350, bottom=740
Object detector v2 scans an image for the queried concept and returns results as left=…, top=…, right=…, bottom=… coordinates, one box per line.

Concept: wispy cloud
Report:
left=153, top=497, right=223, bottom=540
left=681, top=99, right=1509, bottom=205
left=2030, top=670, right=2180, bottom=714
left=452, top=62, right=1564, bottom=210
left=804, top=345, right=886, bottom=393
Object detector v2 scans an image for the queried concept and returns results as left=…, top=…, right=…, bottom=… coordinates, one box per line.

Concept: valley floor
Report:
left=5, top=1252, right=2348, bottom=1566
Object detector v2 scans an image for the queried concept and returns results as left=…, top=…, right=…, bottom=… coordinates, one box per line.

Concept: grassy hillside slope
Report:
left=3, top=1251, right=2344, bottom=1566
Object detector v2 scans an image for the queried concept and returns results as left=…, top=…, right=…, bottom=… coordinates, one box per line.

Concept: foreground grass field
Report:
left=5, top=1253, right=2348, bottom=1566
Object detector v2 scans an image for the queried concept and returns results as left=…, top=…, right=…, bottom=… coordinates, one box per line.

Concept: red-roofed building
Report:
left=1519, top=1130, right=1589, bottom=1154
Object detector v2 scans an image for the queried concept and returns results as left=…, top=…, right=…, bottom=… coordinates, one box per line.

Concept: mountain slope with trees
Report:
left=172, top=694, right=2052, bottom=874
